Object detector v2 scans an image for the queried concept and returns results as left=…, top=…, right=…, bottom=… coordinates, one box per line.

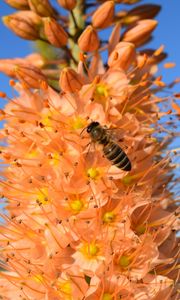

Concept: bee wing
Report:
left=103, top=126, right=125, bottom=143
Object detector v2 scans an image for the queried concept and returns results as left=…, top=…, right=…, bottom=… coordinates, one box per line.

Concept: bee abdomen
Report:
left=103, top=142, right=131, bottom=171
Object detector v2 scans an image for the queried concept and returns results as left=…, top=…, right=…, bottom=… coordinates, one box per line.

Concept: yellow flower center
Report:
left=69, top=199, right=84, bottom=213
left=49, top=152, right=61, bottom=166
left=102, top=293, right=113, bottom=300
left=26, top=149, right=38, bottom=158
left=81, top=242, right=99, bottom=259
left=119, top=255, right=131, bottom=268
left=40, top=111, right=52, bottom=130
left=103, top=211, right=115, bottom=223
left=33, top=274, right=44, bottom=283
left=95, top=83, right=109, bottom=98
left=70, top=116, right=86, bottom=130
left=87, top=167, right=100, bottom=180
left=93, top=83, right=109, bottom=109
left=59, top=280, right=72, bottom=295
left=36, top=187, right=50, bottom=205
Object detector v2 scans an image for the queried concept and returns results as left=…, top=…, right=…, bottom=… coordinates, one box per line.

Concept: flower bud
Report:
left=122, top=19, right=158, bottom=47
left=122, top=4, right=161, bottom=25
left=5, top=0, right=29, bottom=10
left=140, top=49, right=167, bottom=65
left=2, top=11, right=42, bottom=40
left=92, top=1, right=114, bottom=29
left=59, top=68, right=84, bottom=93
left=78, top=26, right=99, bottom=52
left=57, top=0, right=76, bottom=10
left=116, top=0, right=141, bottom=3
left=108, top=42, right=136, bottom=70
left=0, top=55, right=45, bottom=79
left=15, top=65, right=47, bottom=88
left=28, top=0, right=56, bottom=17
left=43, top=17, right=68, bottom=48
left=0, top=60, right=17, bottom=78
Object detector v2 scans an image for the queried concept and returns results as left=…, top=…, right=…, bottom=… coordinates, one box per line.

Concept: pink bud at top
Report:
left=43, top=18, right=68, bottom=48
left=5, top=0, right=29, bottom=10
left=28, top=0, right=57, bottom=18
left=2, top=11, right=42, bottom=40
left=92, top=1, right=114, bottom=29
left=59, top=67, right=84, bottom=93
left=108, top=41, right=136, bottom=70
left=57, top=0, right=77, bottom=11
left=78, top=25, right=99, bottom=52
left=122, top=19, right=158, bottom=47
left=15, top=65, right=47, bottom=88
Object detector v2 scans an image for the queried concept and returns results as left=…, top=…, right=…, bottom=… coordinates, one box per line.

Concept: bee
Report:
left=86, top=121, right=131, bottom=171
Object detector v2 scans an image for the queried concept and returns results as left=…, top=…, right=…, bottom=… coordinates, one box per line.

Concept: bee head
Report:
left=87, top=122, right=99, bottom=133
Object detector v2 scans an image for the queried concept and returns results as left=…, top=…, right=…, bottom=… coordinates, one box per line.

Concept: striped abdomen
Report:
left=103, top=141, right=131, bottom=171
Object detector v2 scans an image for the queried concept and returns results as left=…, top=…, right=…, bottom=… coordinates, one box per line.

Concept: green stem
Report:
left=68, top=0, right=85, bottom=68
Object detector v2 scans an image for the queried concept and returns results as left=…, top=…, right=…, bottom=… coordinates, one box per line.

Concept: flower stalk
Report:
left=0, top=1, right=179, bottom=299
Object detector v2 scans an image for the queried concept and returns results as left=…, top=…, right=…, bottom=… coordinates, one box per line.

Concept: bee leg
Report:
left=85, top=142, right=93, bottom=159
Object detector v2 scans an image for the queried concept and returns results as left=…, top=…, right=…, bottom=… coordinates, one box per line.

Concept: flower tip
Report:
left=43, top=17, right=68, bottom=47
left=59, top=67, right=84, bottom=93
left=2, top=15, right=10, bottom=26
left=78, top=25, right=99, bottom=52
left=108, top=41, right=136, bottom=70
left=123, top=19, right=158, bottom=46
left=92, top=0, right=115, bottom=29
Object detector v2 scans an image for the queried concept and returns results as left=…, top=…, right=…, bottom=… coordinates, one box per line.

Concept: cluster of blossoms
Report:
left=0, top=0, right=180, bottom=299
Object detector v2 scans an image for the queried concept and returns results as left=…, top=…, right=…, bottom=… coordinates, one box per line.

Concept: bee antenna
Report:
left=80, top=126, right=87, bottom=137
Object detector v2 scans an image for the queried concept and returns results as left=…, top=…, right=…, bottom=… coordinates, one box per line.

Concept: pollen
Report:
left=26, top=149, right=39, bottom=159
left=59, top=280, right=72, bottom=295
left=119, top=255, right=131, bottom=268
left=69, top=199, right=84, bottom=213
left=36, top=187, right=50, bottom=205
left=41, top=112, right=52, bottom=127
left=102, top=293, right=113, bottom=300
left=32, top=274, right=44, bottom=283
left=49, top=152, right=61, bottom=166
left=87, top=167, right=100, bottom=180
left=81, top=242, right=100, bottom=259
left=70, top=116, right=87, bottom=130
left=95, top=83, right=109, bottom=98
left=103, top=211, right=115, bottom=223
left=93, top=83, right=109, bottom=109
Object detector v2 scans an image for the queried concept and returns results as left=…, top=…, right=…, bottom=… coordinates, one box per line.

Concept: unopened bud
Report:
left=2, top=11, right=42, bottom=40
left=122, top=4, right=161, bottom=25
left=59, top=68, right=84, bottom=93
left=0, top=60, right=17, bottom=78
left=28, top=0, right=56, bottom=17
left=108, top=42, right=136, bottom=70
left=25, top=53, right=45, bottom=68
left=92, top=1, right=114, bottom=29
left=0, top=55, right=45, bottom=79
left=15, top=65, right=47, bottom=88
left=43, top=17, right=68, bottom=48
left=57, top=0, right=76, bottom=10
left=140, top=49, right=167, bottom=65
left=116, top=0, right=141, bottom=3
left=78, top=25, right=99, bottom=52
left=5, top=0, right=29, bottom=10
left=122, top=19, right=158, bottom=47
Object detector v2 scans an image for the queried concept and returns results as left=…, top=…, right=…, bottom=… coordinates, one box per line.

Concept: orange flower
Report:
left=0, top=1, right=179, bottom=299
